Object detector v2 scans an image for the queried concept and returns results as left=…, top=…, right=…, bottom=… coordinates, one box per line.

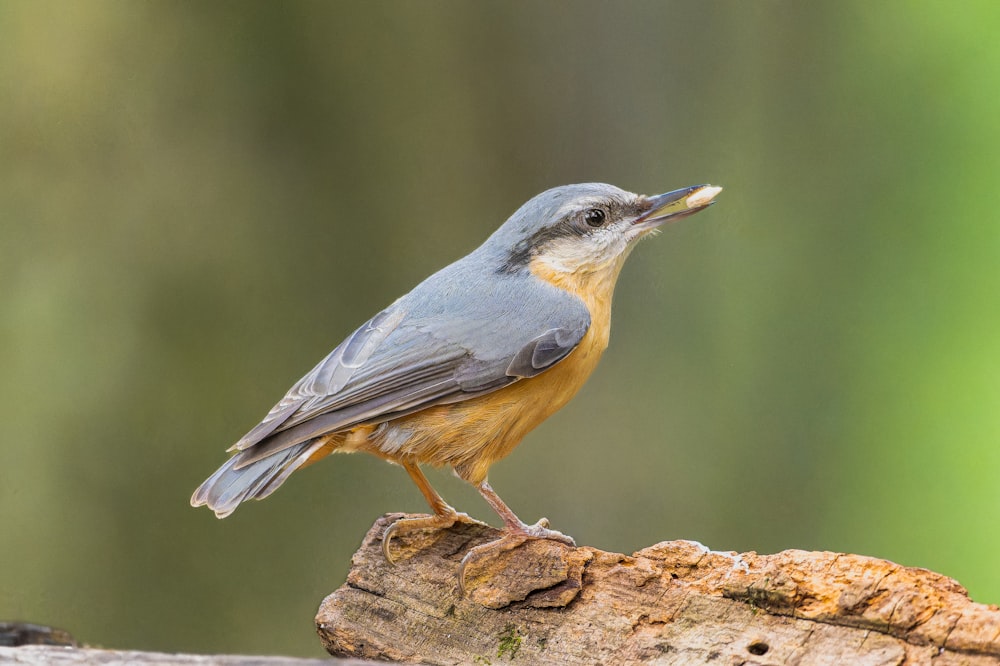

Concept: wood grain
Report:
left=316, top=513, right=1000, bottom=665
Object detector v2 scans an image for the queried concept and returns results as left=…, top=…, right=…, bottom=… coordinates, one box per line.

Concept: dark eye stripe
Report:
left=498, top=199, right=625, bottom=274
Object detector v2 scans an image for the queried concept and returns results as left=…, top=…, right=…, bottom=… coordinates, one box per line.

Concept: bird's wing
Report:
left=225, top=306, right=409, bottom=453
left=230, top=269, right=591, bottom=466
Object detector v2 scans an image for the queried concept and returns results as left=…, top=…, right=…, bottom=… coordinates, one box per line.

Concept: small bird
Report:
left=192, top=182, right=721, bottom=575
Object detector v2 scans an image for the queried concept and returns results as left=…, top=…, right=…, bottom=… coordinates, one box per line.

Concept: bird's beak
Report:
left=632, top=184, right=722, bottom=233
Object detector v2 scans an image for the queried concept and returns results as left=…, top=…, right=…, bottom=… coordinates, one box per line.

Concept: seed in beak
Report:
left=685, top=185, right=723, bottom=209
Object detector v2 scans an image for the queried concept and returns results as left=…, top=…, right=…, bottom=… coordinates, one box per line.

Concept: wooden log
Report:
left=316, top=513, right=1000, bottom=665
left=0, top=645, right=354, bottom=665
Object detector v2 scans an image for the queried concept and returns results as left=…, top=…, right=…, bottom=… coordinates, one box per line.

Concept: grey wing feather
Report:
left=227, top=307, right=407, bottom=452
left=214, top=267, right=591, bottom=471
left=193, top=267, right=590, bottom=517
left=505, top=326, right=589, bottom=378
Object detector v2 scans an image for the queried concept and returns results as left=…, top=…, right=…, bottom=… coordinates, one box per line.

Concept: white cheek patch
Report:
left=537, top=232, right=627, bottom=273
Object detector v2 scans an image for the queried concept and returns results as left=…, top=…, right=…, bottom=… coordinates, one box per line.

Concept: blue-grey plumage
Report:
left=191, top=182, right=721, bottom=576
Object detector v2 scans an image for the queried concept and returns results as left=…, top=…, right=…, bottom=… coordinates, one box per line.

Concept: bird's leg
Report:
left=457, top=480, right=575, bottom=595
left=381, top=460, right=481, bottom=564
left=476, top=480, right=575, bottom=544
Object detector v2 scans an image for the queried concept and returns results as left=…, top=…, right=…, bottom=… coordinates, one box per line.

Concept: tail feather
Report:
left=190, top=440, right=324, bottom=518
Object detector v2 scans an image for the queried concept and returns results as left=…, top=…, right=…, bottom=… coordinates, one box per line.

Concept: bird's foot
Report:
left=457, top=518, right=575, bottom=596
left=516, top=517, right=576, bottom=546
left=381, top=510, right=482, bottom=565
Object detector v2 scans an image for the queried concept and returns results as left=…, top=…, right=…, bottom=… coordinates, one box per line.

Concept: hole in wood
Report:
left=747, top=640, right=769, bottom=655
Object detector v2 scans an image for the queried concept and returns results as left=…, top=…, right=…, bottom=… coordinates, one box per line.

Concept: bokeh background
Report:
left=3, top=0, right=999, bottom=658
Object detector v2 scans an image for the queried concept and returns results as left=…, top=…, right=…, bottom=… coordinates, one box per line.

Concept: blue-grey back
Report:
left=228, top=233, right=591, bottom=461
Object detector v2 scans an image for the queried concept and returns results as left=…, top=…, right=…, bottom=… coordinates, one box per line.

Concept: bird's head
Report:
left=490, top=183, right=721, bottom=292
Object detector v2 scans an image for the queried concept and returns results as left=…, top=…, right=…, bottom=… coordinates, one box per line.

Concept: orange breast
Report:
left=362, top=257, right=622, bottom=485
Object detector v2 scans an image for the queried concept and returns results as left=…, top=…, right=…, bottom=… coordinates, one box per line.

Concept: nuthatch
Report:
left=192, top=182, right=721, bottom=582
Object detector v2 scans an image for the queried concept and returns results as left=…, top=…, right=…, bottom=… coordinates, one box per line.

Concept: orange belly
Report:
left=360, top=256, right=622, bottom=485
left=366, top=318, right=608, bottom=484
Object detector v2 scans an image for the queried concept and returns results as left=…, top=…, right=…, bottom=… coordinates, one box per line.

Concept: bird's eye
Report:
left=584, top=208, right=607, bottom=227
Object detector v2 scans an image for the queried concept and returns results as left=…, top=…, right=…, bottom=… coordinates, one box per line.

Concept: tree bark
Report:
left=316, top=513, right=1000, bottom=665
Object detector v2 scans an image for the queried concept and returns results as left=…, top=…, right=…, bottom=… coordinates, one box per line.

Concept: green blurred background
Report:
left=2, top=0, right=999, bottom=658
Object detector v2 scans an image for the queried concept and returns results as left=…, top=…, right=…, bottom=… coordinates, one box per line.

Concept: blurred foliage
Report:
left=2, top=0, right=999, bottom=658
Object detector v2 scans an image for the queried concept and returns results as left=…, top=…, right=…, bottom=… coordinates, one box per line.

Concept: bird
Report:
left=191, top=181, right=721, bottom=581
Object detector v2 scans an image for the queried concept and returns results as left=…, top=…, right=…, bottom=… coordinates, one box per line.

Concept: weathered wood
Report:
left=316, top=513, right=1000, bottom=665
left=0, top=645, right=350, bottom=664
left=0, top=622, right=77, bottom=648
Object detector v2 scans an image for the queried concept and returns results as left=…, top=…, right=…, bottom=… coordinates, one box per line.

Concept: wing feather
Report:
left=227, top=266, right=592, bottom=466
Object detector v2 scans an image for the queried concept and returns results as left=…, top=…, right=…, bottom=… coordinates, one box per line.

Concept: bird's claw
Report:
left=519, top=518, right=575, bottom=546
left=381, top=511, right=480, bottom=565
left=381, top=520, right=402, bottom=565
left=457, top=520, right=576, bottom=596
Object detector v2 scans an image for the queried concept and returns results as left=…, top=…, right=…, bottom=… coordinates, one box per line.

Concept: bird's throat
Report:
left=530, top=252, right=623, bottom=328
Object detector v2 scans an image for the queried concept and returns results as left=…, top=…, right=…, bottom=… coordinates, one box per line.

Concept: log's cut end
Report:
left=316, top=513, right=1000, bottom=665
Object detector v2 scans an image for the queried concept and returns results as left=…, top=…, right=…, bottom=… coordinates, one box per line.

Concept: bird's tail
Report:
left=190, top=440, right=324, bottom=518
